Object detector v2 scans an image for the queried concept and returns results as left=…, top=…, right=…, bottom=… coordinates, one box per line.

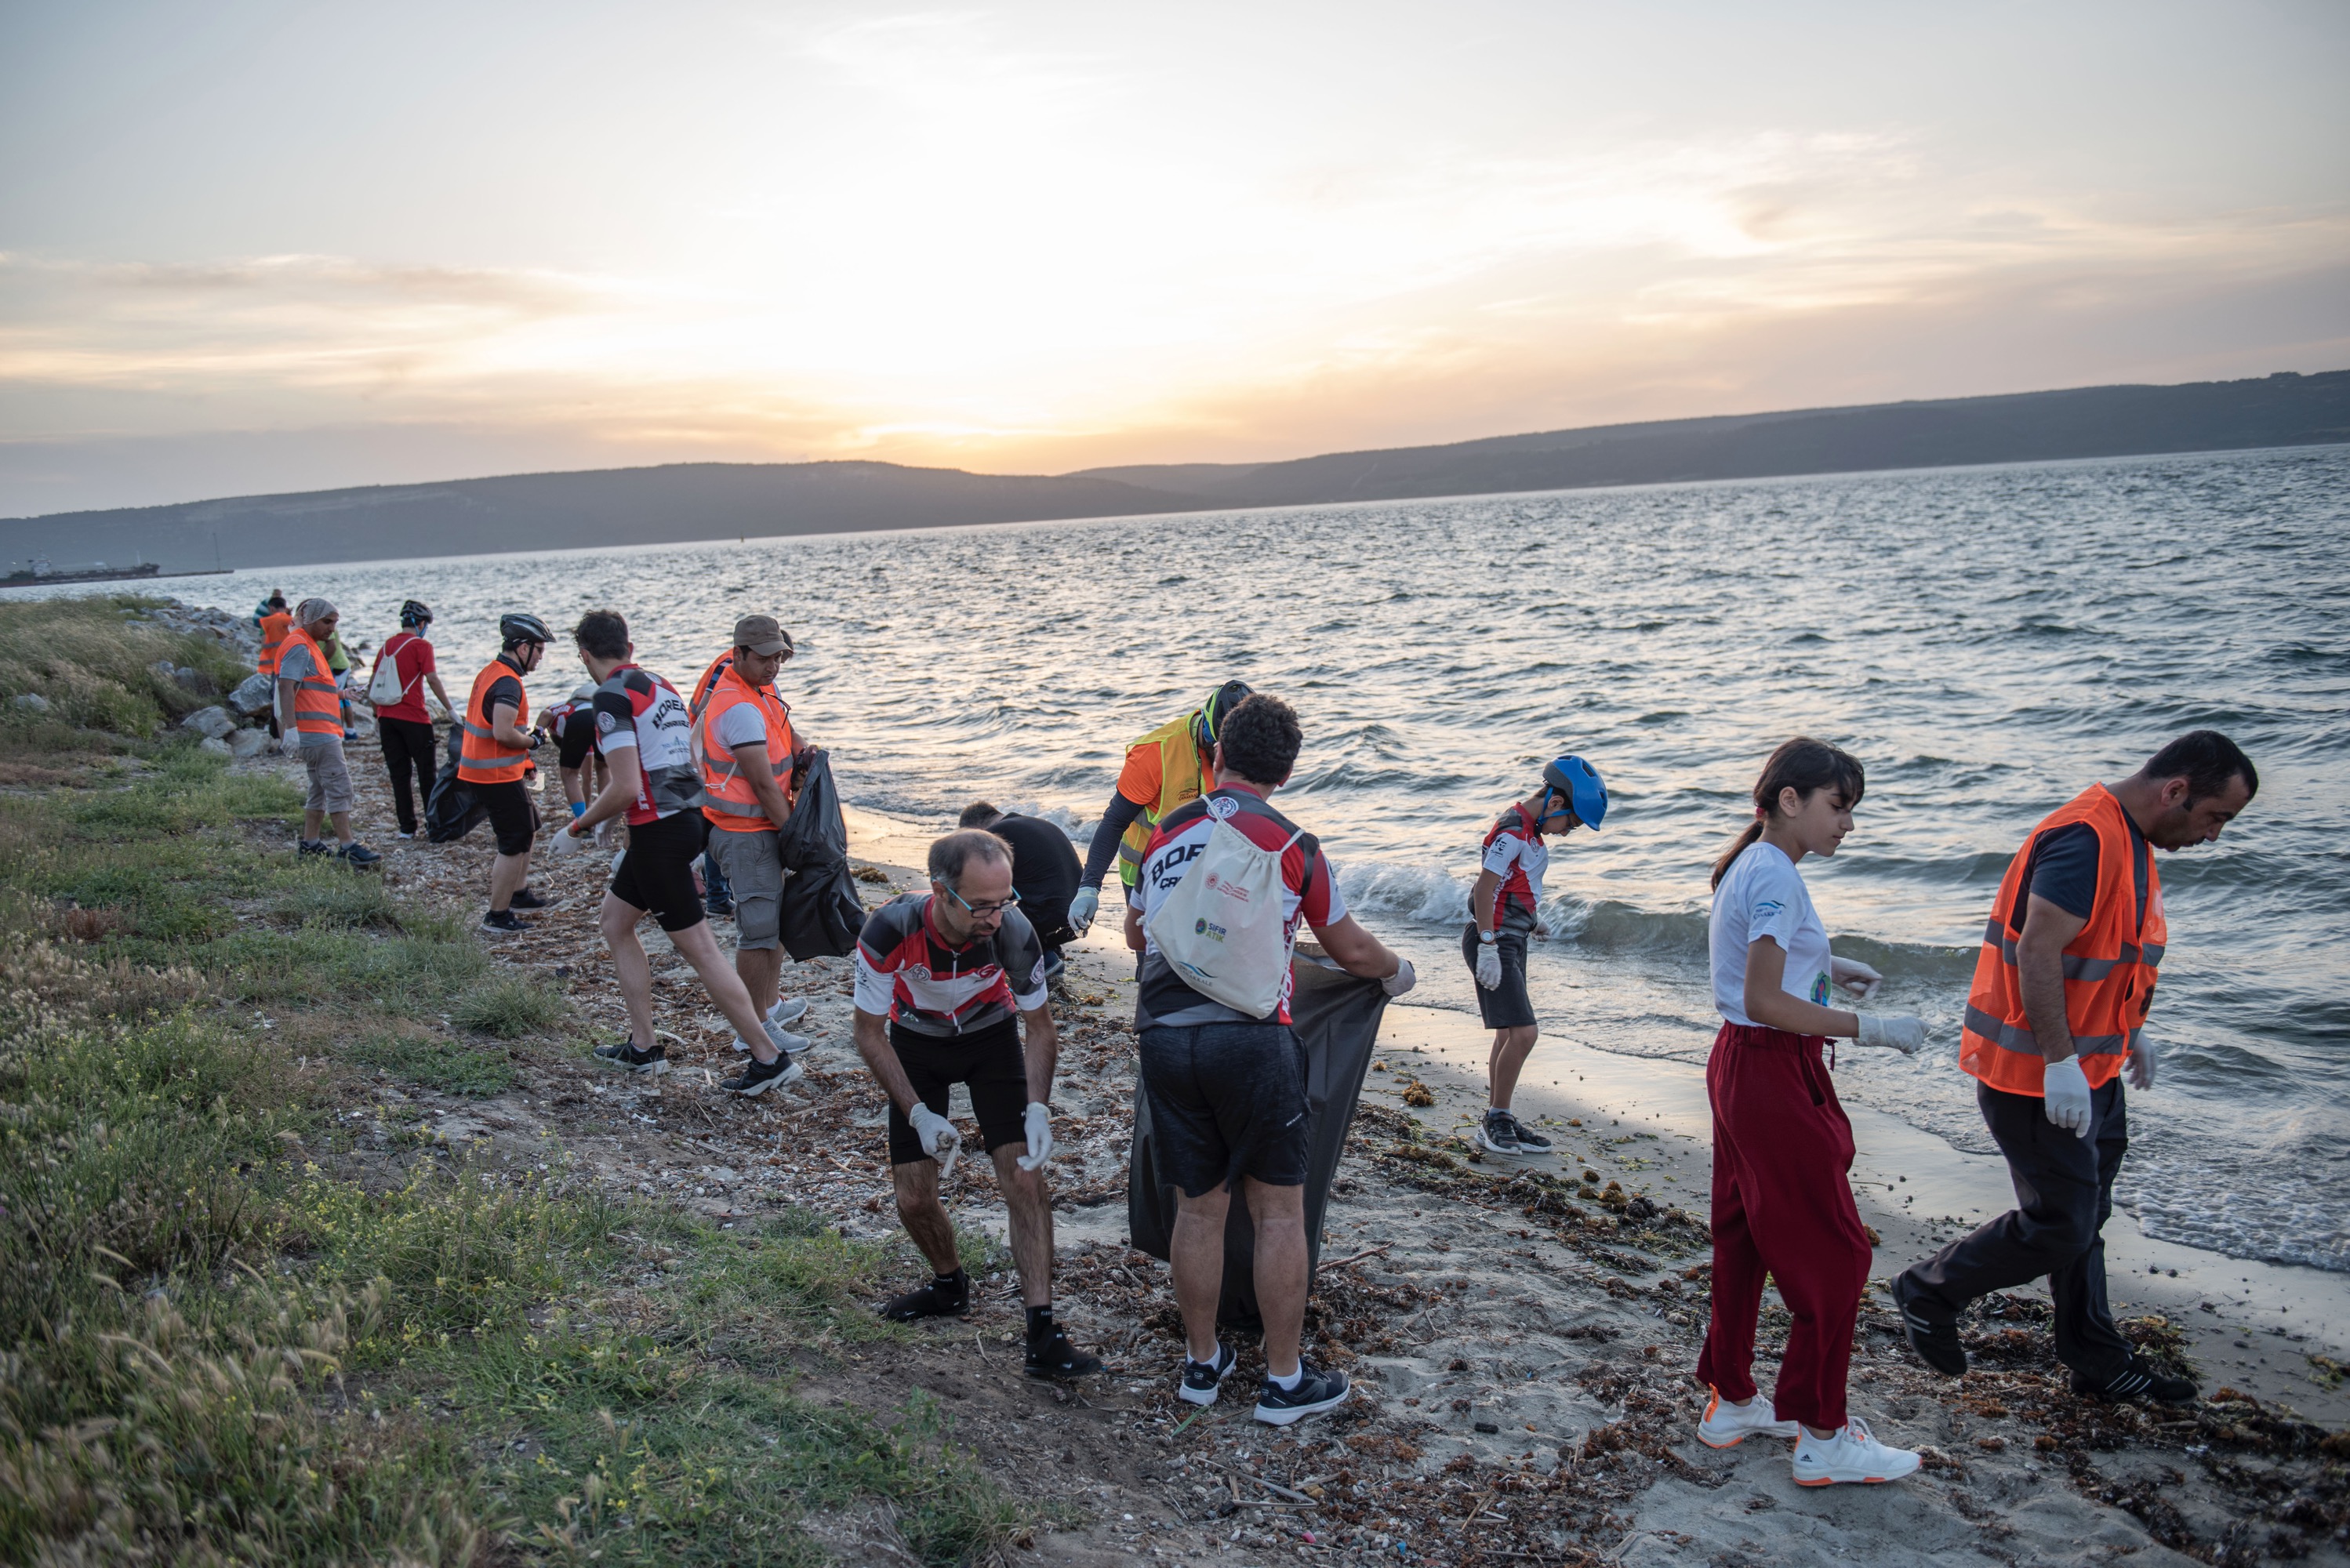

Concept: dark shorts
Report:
left=477, top=779, right=536, bottom=857
left=608, top=810, right=709, bottom=932
left=886, top=1018, right=1030, bottom=1167
left=1139, top=1021, right=1311, bottom=1195
left=1462, top=922, right=1537, bottom=1030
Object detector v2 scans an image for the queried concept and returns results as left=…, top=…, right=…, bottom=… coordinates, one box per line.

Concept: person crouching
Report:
left=852, top=829, right=1100, bottom=1380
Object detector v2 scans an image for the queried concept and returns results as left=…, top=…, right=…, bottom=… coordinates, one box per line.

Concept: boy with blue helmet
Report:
left=1465, top=754, right=1606, bottom=1155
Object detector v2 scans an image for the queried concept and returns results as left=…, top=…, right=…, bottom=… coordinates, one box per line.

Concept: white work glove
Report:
left=2042, top=1056, right=2094, bottom=1138
left=2126, top=1035, right=2158, bottom=1091
left=546, top=822, right=585, bottom=858
left=1473, top=939, right=1503, bottom=990
left=1830, top=955, right=1883, bottom=1000
left=1855, top=1013, right=1926, bottom=1054
left=1015, top=1101, right=1055, bottom=1171
left=1381, top=958, right=1417, bottom=999
left=906, top=1102, right=962, bottom=1178
left=1069, top=885, right=1100, bottom=935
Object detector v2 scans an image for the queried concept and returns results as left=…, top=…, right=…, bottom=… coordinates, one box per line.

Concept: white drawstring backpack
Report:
left=1147, top=804, right=1307, bottom=1018
left=366, top=633, right=413, bottom=707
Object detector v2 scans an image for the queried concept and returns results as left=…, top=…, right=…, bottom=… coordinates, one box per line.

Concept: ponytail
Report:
left=1709, top=735, right=1867, bottom=890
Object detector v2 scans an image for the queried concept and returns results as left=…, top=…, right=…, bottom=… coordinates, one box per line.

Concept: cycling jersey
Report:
left=1480, top=804, right=1548, bottom=933
left=591, top=664, right=703, bottom=826
left=1132, top=787, right=1343, bottom=1028
left=853, top=892, right=1048, bottom=1038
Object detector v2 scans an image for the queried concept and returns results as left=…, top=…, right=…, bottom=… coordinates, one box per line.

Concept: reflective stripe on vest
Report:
left=692, top=669, right=794, bottom=829
left=1960, top=782, right=2166, bottom=1096
left=1115, top=711, right=1217, bottom=889
left=281, top=626, right=343, bottom=737
left=257, top=612, right=292, bottom=677
left=689, top=652, right=732, bottom=717
left=457, top=657, right=531, bottom=784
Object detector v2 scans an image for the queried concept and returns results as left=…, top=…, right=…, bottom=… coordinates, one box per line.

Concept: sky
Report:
left=2, top=0, right=2346, bottom=516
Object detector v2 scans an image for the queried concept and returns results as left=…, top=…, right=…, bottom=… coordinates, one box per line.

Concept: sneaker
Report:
left=1502, top=1111, right=1552, bottom=1152
left=1891, top=1272, right=1969, bottom=1377
left=592, top=1040, right=668, bottom=1076
left=396, top=831, right=416, bottom=840
left=1254, top=1360, right=1350, bottom=1426
left=1180, top=1342, right=1238, bottom=1406
left=481, top=909, right=530, bottom=934
left=722, top=1054, right=803, bottom=1096
left=1025, top=1323, right=1103, bottom=1380
left=882, top=1272, right=968, bottom=1322
left=768, top=996, right=810, bottom=1028
left=508, top=886, right=556, bottom=909
left=1697, top=1387, right=1801, bottom=1448
left=1477, top=1109, right=1524, bottom=1156
left=298, top=839, right=330, bottom=858
left=335, top=840, right=382, bottom=869
left=705, top=898, right=735, bottom=919
left=1792, top=1417, right=1921, bottom=1486
left=2071, top=1358, right=2196, bottom=1405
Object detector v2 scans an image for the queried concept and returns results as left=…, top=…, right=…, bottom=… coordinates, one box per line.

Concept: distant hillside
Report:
left=1078, top=369, right=2350, bottom=506
left=4, top=369, right=2342, bottom=572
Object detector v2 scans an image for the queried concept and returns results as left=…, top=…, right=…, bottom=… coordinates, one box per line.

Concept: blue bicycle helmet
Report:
left=1541, top=755, right=1607, bottom=829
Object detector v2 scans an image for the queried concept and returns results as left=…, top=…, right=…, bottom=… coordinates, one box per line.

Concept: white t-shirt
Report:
left=1709, top=840, right=1834, bottom=1027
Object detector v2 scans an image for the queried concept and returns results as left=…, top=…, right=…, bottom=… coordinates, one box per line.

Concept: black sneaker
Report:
left=705, top=897, right=734, bottom=919
left=722, top=1054, right=803, bottom=1096
left=509, top=886, right=556, bottom=909
left=335, top=840, right=381, bottom=869
left=1502, top=1111, right=1552, bottom=1152
left=1026, top=1323, right=1103, bottom=1380
left=2072, top=1358, right=2196, bottom=1405
left=1891, top=1272, right=1969, bottom=1377
left=592, top=1040, right=667, bottom=1076
left=1477, top=1109, right=1524, bottom=1155
left=1254, top=1359, right=1350, bottom=1425
left=882, top=1272, right=969, bottom=1322
left=1180, top=1341, right=1238, bottom=1406
left=298, top=839, right=330, bottom=858
left=481, top=908, right=530, bottom=934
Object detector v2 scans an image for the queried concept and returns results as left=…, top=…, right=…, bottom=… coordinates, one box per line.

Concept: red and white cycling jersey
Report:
left=1480, top=804, right=1549, bottom=932
left=1132, top=787, right=1343, bottom=1027
left=853, top=893, right=1048, bottom=1037
left=590, top=664, right=703, bottom=826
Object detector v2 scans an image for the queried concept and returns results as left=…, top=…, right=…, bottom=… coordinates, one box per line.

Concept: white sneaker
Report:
left=1792, top=1417, right=1921, bottom=1486
left=768, top=996, right=810, bottom=1027
left=1696, top=1388, right=1800, bottom=1448
left=765, top=1019, right=813, bottom=1055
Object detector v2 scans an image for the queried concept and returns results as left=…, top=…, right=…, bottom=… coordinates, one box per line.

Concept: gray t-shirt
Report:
left=277, top=641, right=340, bottom=748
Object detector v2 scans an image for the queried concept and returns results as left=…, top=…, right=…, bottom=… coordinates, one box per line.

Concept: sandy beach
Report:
left=250, top=745, right=2349, bottom=1566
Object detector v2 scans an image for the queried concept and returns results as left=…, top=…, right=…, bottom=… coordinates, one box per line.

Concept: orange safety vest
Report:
left=689, top=651, right=732, bottom=717
left=1113, top=711, right=1215, bottom=890
left=457, top=655, right=532, bottom=784
left=257, top=610, right=292, bottom=677
left=692, top=666, right=795, bottom=831
left=1961, top=783, right=2166, bottom=1096
left=278, top=626, right=343, bottom=739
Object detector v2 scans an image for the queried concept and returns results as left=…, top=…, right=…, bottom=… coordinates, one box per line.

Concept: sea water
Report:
left=131, top=445, right=2350, bottom=1273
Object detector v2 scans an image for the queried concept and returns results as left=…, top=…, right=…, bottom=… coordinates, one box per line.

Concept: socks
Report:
left=1269, top=1366, right=1303, bottom=1392
left=1025, top=1304, right=1055, bottom=1339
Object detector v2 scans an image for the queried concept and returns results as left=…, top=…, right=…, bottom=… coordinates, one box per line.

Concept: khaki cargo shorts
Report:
left=301, top=737, right=356, bottom=815
left=706, top=826, right=785, bottom=949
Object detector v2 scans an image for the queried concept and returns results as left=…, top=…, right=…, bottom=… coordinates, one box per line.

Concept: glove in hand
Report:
left=1856, top=1013, right=1926, bottom=1054
left=1474, top=942, right=1502, bottom=990
left=908, top=1103, right=962, bottom=1178
left=546, top=822, right=585, bottom=858
left=1015, top=1102, right=1055, bottom=1171
left=2126, top=1036, right=2158, bottom=1091
left=1068, top=885, right=1100, bottom=935
left=2041, top=1057, right=2094, bottom=1138
left=1381, top=958, right=1417, bottom=999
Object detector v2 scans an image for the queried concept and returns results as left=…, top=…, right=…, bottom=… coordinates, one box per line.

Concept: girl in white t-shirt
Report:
left=1692, top=737, right=1929, bottom=1487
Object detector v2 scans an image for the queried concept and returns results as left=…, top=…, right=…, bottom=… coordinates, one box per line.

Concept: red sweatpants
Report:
left=1693, top=1022, right=1872, bottom=1431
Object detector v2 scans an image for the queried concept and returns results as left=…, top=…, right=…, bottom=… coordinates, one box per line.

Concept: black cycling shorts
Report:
left=885, top=1018, right=1032, bottom=1167
left=1462, top=922, right=1538, bottom=1031
left=608, top=810, right=709, bottom=932
left=1139, top=1021, right=1311, bottom=1195
left=477, top=779, right=536, bottom=858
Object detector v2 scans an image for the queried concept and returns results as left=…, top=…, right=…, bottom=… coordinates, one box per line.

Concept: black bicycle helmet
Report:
left=1193, top=679, right=1253, bottom=751
left=399, top=599, right=433, bottom=628
left=499, top=612, right=552, bottom=648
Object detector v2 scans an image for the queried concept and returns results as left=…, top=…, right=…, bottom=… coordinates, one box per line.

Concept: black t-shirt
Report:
left=554, top=707, right=597, bottom=771
left=988, top=813, right=1082, bottom=945
left=2015, top=813, right=2151, bottom=929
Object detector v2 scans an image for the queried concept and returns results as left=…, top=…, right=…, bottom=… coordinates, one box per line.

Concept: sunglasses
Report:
left=937, top=880, right=1021, bottom=917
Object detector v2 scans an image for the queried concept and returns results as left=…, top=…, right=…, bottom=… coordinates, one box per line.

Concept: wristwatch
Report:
left=1477, top=930, right=1497, bottom=946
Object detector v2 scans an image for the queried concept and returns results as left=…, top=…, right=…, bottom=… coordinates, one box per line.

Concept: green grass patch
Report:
left=451, top=972, right=571, bottom=1038
left=352, top=1026, right=519, bottom=1097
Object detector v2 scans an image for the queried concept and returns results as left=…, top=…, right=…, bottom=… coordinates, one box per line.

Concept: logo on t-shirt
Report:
left=596, top=710, right=617, bottom=734
left=1205, top=795, right=1239, bottom=820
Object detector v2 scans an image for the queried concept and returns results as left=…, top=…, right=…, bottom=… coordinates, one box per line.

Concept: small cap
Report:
left=732, top=615, right=793, bottom=656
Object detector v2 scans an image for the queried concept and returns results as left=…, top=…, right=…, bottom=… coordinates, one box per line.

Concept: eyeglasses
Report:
left=937, top=880, right=1021, bottom=917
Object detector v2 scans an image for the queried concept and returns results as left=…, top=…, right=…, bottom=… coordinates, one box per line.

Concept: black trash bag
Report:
left=423, top=724, right=486, bottom=844
left=1126, top=948, right=1390, bottom=1328
left=775, top=749, right=866, bottom=960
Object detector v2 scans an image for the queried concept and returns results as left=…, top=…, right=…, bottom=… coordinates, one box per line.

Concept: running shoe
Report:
left=1254, top=1360, right=1350, bottom=1426
left=592, top=1040, right=667, bottom=1076
left=1025, top=1323, right=1103, bottom=1380
left=2071, top=1357, right=2196, bottom=1405
left=481, top=909, right=531, bottom=934
left=1179, top=1342, right=1238, bottom=1406
left=1477, top=1109, right=1524, bottom=1156
left=335, top=840, right=382, bottom=869
left=508, top=886, right=556, bottom=909
left=298, top=839, right=330, bottom=858
left=1502, top=1112, right=1552, bottom=1152
left=722, top=1054, right=803, bottom=1096
left=1891, top=1272, right=1969, bottom=1377
left=704, top=897, right=735, bottom=919
left=1697, top=1387, right=1801, bottom=1448
left=768, top=996, right=810, bottom=1028
left=396, top=831, right=416, bottom=840
left=882, top=1272, right=969, bottom=1322
left=1792, top=1417, right=1921, bottom=1486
